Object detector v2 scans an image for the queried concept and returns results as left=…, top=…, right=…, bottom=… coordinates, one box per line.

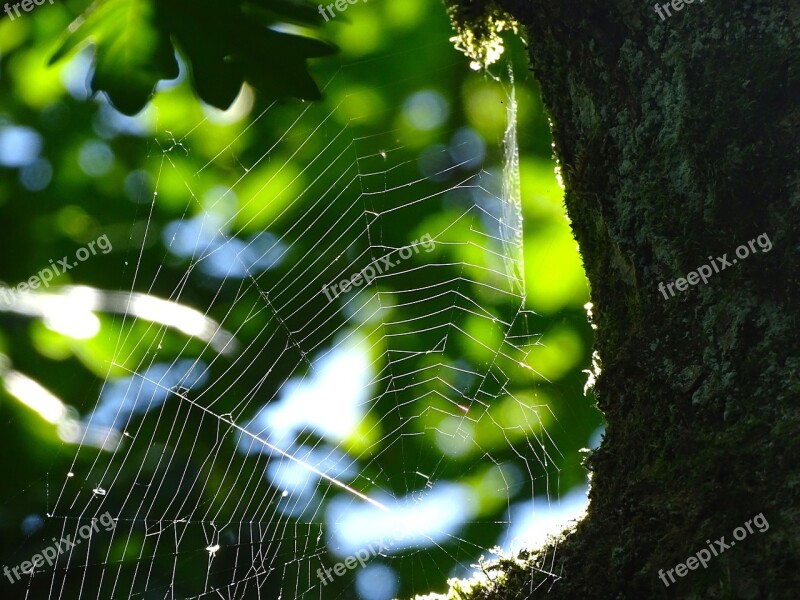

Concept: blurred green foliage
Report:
left=0, top=1, right=601, bottom=598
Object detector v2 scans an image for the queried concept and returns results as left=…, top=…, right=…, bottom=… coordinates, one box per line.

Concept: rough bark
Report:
left=434, top=1, right=800, bottom=598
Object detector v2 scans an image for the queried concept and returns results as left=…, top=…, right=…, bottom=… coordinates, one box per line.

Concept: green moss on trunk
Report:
left=430, top=1, right=800, bottom=598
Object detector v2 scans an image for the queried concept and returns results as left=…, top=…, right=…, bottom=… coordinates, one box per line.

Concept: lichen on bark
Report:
left=445, top=0, right=519, bottom=70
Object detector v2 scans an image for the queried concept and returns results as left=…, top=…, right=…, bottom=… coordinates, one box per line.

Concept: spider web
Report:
left=33, top=31, right=589, bottom=600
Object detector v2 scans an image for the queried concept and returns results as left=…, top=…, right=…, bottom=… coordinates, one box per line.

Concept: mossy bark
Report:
left=436, top=1, right=800, bottom=598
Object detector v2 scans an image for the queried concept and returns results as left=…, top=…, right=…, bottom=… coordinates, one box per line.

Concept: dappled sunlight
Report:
left=327, top=482, right=478, bottom=556
left=3, top=369, right=67, bottom=424
left=0, top=285, right=237, bottom=355
left=0, top=2, right=600, bottom=599
left=238, top=337, right=374, bottom=450
left=500, top=485, right=589, bottom=555
left=88, top=359, right=208, bottom=430
left=2, top=366, right=120, bottom=451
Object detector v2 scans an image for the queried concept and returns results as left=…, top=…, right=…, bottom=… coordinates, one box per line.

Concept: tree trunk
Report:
left=440, top=1, right=800, bottom=598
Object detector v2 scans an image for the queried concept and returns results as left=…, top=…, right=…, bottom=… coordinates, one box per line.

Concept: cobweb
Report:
left=30, top=32, right=587, bottom=600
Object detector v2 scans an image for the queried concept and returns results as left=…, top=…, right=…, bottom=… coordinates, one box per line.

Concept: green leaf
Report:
left=51, top=0, right=178, bottom=115
left=50, top=0, right=336, bottom=114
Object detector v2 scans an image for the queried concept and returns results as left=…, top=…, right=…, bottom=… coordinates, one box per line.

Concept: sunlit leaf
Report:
left=50, top=0, right=336, bottom=115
